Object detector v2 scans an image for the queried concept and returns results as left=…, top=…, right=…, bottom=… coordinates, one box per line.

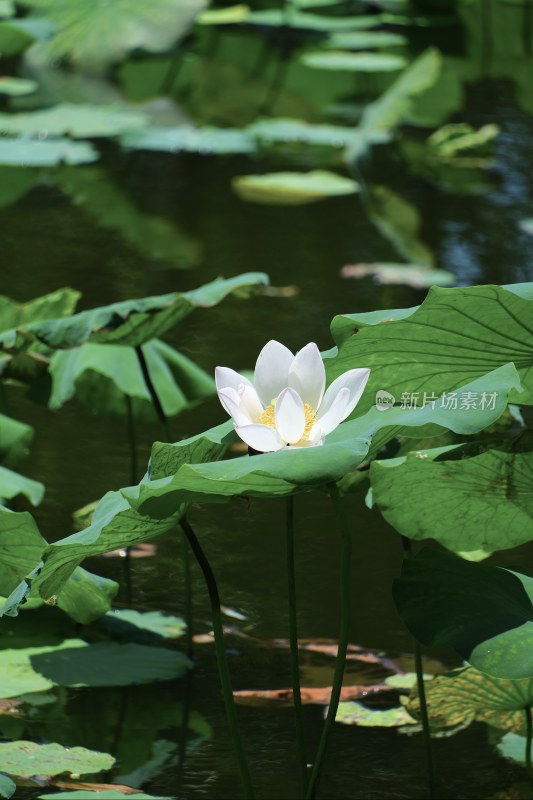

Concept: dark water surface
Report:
left=3, top=14, right=533, bottom=799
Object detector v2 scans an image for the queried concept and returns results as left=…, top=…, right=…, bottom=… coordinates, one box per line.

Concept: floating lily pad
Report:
left=233, top=170, right=359, bottom=204
left=407, top=667, right=533, bottom=736
left=31, top=641, right=192, bottom=686
left=335, top=701, right=417, bottom=727
left=0, top=741, right=114, bottom=778
left=301, top=50, right=407, bottom=72
left=246, top=10, right=383, bottom=32
left=198, top=4, right=250, bottom=24
left=0, top=77, right=37, bottom=96
left=39, top=792, right=172, bottom=800
left=326, top=30, right=408, bottom=49
left=0, top=137, right=98, bottom=166
left=0, top=640, right=86, bottom=698
left=19, top=0, right=207, bottom=69
left=122, top=125, right=255, bottom=154
left=496, top=731, right=529, bottom=764
left=0, top=103, right=146, bottom=138
left=102, top=609, right=186, bottom=640
left=248, top=117, right=355, bottom=148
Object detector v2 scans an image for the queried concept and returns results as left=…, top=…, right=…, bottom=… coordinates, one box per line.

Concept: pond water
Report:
left=3, top=2, right=533, bottom=798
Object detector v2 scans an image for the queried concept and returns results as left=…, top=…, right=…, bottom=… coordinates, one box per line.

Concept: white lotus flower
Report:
left=216, top=340, right=370, bottom=453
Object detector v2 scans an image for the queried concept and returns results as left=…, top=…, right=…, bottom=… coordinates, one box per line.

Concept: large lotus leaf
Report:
left=246, top=10, right=383, bottom=31
left=0, top=740, right=114, bottom=778
left=0, top=137, right=97, bottom=166
left=300, top=51, right=407, bottom=72
left=326, top=286, right=533, bottom=437
left=0, top=287, right=80, bottom=332
left=0, top=465, right=44, bottom=506
left=407, top=667, right=533, bottom=736
left=0, top=20, right=34, bottom=56
left=0, top=103, right=146, bottom=138
left=30, top=641, right=192, bottom=686
left=54, top=166, right=200, bottom=267
left=0, top=640, right=86, bottom=698
left=393, top=549, right=533, bottom=679
left=55, top=567, right=119, bottom=624
left=347, top=47, right=442, bottom=160
left=148, top=420, right=236, bottom=480
left=0, top=775, right=14, bottom=800
left=126, top=364, right=520, bottom=519
left=370, top=438, right=533, bottom=553
left=34, top=489, right=184, bottom=602
left=232, top=170, right=359, bottom=205
left=335, top=701, right=416, bottom=727
left=101, top=609, right=186, bottom=640
left=0, top=273, right=269, bottom=351
left=0, top=508, right=45, bottom=596
left=0, top=415, right=33, bottom=467
left=247, top=117, right=355, bottom=149
left=122, top=125, right=255, bottom=155
left=49, top=339, right=214, bottom=421
left=19, top=0, right=207, bottom=70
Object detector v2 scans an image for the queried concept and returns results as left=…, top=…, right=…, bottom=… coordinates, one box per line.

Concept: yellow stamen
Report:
left=259, top=402, right=316, bottom=441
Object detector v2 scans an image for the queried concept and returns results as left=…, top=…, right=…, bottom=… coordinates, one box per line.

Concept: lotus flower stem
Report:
left=135, top=344, right=172, bottom=442
left=400, top=535, right=436, bottom=800
left=124, top=394, right=138, bottom=487
left=286, top=494, right=308, bottom=794
left=180, top=516, right=255, bottom=799
left=306, top=482, right=352, bottom=800
left=181, top=524, right=194, bottom=661
left=526, top=704, right=533, bottom=785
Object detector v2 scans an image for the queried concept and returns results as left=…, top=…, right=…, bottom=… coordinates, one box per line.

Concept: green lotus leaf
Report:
left=122, top=125, right=255, bottom=155
left=0, top=77, right=37, bottom=96
left=495, top=731, right=529, bottom=765
left=0, top=20, right=34, bottom=57
left=0, top=414, right=33, bottom=467
left=0, top=103, right=146, bottom=138
left=0, top=137, right=98, bottom=166
left=327, top=286, right=533, bottom=448
left=370, top=437, right=533, bottom=553
left=0, top=287, right=80, bottom=332
left=49, top=339, right=214, bottom=421
left=55, top=567, right=119, bottom=624
left=29, top=640, right=192, bottom=687
left=246, top=10, right=383, bottom=31
left=198, top=4, right=250, bottom=25
left=18, top=0, right=207, bottom=69
left=0, top=166, right=38, bottom=208
left=0, top=640, right=86, bottom=698
left=0, top=465, right=44, bottom=506
left=247, top=117, right=355, bottom=148
left=325, top=30, right=408, bottom=49
left=0, top=1, right=15, bottom=17
left=0, top=740, right=114, bottom=778
left=101, top=609, right=186, bottom=640
left=232, top=170, right=359, bottom=205
left=364, top=184, right=435, bottom=266
left=394, top=548, right=533, bottom=679
left=0, top=508, right=45, bottom=596
left=127, top=364, right=520, bottom=518
left=0, top=273, right=269, bottom=351
left=300, top=50, right=407, bottom=72
left=347, top=47, right=442, bottom=160
left=407, top=666, right=533, bottom=735
left=0, top=775, right=14, bottom=800
left=335, top=701, right=417, bottom=727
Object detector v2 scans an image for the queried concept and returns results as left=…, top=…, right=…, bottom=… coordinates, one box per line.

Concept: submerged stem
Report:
left=180, top=517, right=255, bottom=799
left=306, top=483, right=352, bottom=800
left=135, top=344, right=172, bottom=442
left=400, top=535, right=437, bottom=800
left=286, top=495, right=308, bottom=794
